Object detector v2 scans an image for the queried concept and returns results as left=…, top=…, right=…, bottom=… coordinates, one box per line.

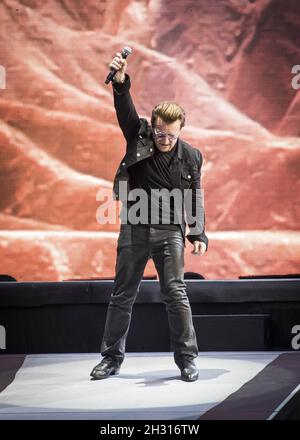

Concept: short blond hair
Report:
left=151, top=101, right=185, bottom=129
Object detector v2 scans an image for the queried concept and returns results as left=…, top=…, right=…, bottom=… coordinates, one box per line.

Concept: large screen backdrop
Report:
left=0, top=0, right=299, bottom=280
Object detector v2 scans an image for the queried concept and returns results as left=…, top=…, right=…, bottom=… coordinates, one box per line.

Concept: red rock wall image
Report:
left=0, top=0, right=299, bottom=281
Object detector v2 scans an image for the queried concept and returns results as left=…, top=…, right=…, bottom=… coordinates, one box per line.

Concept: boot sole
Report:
left=181, top=374, right=199, bottom=382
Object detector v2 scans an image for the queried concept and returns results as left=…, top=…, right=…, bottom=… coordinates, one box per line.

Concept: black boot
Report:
left=90, top=357, right=120, bottom=380
left=179, top=359, right=199, bottom=382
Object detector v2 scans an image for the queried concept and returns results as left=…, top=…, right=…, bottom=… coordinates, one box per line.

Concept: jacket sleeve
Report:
left=185, top=149, right=209, bottom=251
left=112, top=73, right=140, bottom=142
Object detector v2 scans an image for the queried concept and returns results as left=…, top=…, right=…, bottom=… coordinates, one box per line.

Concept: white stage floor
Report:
left=0, top=352, right=299, bottom=420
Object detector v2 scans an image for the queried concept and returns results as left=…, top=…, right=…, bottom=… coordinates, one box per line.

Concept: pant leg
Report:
left=101, top=224, right=150, bottom=366
left=150, top=227, right=198, bottom=368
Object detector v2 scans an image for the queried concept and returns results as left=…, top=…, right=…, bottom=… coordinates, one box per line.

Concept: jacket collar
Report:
left=176, top=138, right=183, bottom=160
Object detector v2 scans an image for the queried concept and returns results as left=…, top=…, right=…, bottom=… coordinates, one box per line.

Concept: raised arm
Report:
left=109, top=52, right=140, bottom=142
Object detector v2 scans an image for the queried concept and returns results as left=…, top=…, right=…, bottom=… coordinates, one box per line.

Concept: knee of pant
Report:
left=162, top=287, right=189, bottom=305
left=110, top=292, right=136, bottom=307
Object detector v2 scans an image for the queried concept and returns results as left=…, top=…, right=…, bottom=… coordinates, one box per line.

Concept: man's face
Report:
left=152, top=117, right=181, bottom=153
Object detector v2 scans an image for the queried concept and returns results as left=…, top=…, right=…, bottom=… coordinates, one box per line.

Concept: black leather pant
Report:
left=100, top=224, right=198, bottom=368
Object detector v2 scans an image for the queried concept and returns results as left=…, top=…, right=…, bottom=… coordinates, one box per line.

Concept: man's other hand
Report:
left=191, top=241, right=206, bottom=256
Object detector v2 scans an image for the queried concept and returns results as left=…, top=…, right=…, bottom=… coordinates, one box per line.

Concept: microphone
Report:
left=105, top=46, right=133, bottom=84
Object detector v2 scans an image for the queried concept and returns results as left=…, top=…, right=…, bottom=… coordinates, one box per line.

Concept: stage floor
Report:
left=0, top=352, right=299, bottom=420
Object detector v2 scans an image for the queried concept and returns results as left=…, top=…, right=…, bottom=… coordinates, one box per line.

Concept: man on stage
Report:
left=91, top=52, right=208, bottom=382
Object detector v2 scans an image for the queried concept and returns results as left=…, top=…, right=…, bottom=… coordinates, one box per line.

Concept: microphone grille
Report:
left=122, top=46, right=132, bottom=56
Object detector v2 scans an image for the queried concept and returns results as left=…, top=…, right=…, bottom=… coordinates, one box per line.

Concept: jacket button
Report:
left=122, top=162, right=126, bottom=166
left=137, top=153, right=141, bottom=157
left=150, top=148, right=153, bottom=152
left=188, top=175, right=191, bottom=179
left=139, top=135, right=143, bottom=139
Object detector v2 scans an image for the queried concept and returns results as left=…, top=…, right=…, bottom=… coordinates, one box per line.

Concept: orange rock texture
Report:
left=0, top=0, right=299, bottom=280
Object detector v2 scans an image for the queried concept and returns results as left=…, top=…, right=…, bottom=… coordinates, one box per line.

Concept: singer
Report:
left=91, top=51, right=208, bottom=382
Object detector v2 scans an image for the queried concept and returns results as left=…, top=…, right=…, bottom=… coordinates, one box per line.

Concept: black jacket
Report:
left=111, top=74, right=208, bottom=250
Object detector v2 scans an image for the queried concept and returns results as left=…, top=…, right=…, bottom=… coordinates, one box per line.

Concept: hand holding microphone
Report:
left=105, top=46, right=132, bottom=84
